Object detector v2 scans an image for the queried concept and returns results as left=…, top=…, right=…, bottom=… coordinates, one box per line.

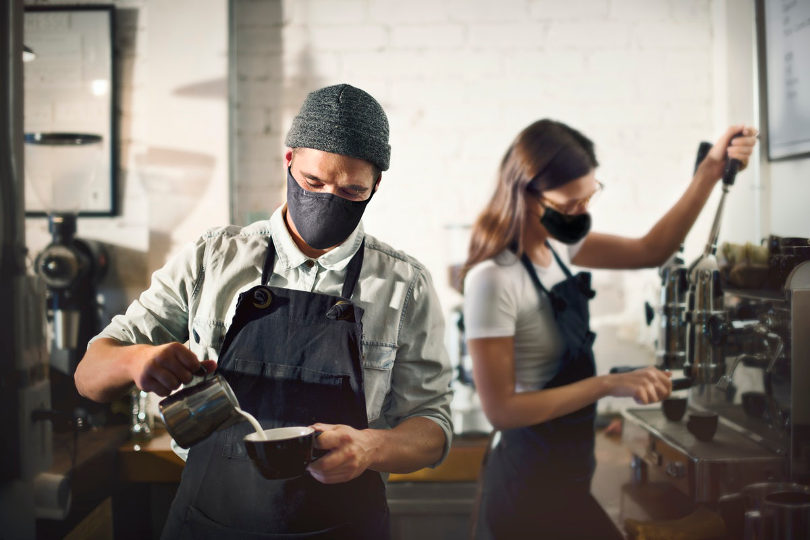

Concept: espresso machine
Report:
left=622, top=141, right=810, bottom=535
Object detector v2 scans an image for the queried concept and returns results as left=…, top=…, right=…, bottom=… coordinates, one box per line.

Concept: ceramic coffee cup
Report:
left=662, top=397, right=688, bottom=421
left=687, top=411, right=718, bottom=442
left=244, top=426, right=325, bottom=479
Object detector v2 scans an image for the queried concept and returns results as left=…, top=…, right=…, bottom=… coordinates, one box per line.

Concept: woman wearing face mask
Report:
left=462, top=119, right=758, bottom=539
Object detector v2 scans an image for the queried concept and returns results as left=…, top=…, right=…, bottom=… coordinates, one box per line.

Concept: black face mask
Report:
left=286, top=168, right=373, bottom=249
left=540, top=206, right=591, bottom=244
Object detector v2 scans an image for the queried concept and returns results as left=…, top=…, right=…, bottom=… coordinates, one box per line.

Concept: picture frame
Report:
left=756, top=0, right=810, bottom=161
left=23, top=4, right=118, bottom=216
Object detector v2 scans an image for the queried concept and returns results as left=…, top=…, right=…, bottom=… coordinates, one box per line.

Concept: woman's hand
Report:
left=606, top=366, right=672, bottom=404
left=698, top=125, right=759, bottom=182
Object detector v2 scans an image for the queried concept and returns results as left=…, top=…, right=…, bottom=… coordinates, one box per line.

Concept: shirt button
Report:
left=305, top=259, right=315, bottom=268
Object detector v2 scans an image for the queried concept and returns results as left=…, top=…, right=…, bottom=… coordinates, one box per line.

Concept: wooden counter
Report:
left=118, top=427, right=489, bottom=483
left=118, top=429, right=185, bottom=484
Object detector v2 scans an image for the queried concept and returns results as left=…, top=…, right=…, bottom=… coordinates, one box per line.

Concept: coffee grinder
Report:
left=25, top=132, right=109, bottom=422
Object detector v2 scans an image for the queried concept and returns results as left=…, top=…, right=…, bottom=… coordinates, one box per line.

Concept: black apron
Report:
left=162, top=239, right=389, bottom=539
left=476, top=244, right=621, bottom=539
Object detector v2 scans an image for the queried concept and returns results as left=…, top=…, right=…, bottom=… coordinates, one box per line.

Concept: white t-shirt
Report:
left=463, top=240, right=584, bottom=392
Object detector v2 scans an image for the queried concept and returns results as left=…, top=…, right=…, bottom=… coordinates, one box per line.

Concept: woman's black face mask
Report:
left=539, top=205, right=592, bottom=244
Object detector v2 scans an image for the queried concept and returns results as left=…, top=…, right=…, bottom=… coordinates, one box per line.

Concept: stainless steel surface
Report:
left=787, top=261, right=810, bottom=482
left=704, top=184, right=731, bottom=262
left=745, top=490, right=810, bottom=540
left=742, top=481, right=810, bottom=509
left=626, top=408, right=782, bottom=462
left=158, top=374, right=242, bottom=449
left=684, top=180, right=734, bottom=386
left=623, top=408, right=784, bottom=502
left=53, top=309, right=80, bottom=350
left=655, top=247, right=688, bottom=369
left=685, top=258, right=727, bottom=385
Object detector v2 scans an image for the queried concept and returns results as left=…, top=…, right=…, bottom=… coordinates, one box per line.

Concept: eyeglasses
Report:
left=538, top=180, right=604, bottom=215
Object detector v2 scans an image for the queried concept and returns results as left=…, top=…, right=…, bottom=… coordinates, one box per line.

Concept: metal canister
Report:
left=158, top=374, right=241, bottom=448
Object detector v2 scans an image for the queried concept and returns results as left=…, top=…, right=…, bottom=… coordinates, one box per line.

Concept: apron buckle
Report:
left=326, top=300, right=354, bottom=321
left=252, top=287, right=273, bottom=309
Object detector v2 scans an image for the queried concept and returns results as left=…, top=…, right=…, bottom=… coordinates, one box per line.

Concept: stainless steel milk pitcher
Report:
left=158, top=373, right=242, bottom=448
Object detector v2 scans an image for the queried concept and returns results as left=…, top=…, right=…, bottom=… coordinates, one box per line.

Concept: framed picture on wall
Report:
left=23, top=4, right=118, bottom=217
left=756, top=0, right=810, bottom=161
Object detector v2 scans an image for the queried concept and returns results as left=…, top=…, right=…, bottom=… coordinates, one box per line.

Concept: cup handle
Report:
left=311, top=430, right=329, bottom=461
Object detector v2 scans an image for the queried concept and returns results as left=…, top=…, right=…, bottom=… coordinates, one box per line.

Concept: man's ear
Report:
left=284, top=148, right=294, bottom=168
left=373, top=174, right=382, bottom=192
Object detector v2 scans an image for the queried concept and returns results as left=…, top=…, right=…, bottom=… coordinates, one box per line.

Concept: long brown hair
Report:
left=460, top=119, right=598, bottom=288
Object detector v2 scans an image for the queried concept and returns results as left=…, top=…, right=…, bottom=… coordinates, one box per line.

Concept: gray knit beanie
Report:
left=285, top=84, right=390, bottom=171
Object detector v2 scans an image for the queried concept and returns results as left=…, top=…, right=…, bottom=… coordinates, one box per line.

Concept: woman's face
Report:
left=533, top=169, right=600, bottom=217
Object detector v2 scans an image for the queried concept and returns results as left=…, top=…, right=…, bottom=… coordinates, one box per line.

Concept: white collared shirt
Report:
left=96, top=206, right=453, bottom=463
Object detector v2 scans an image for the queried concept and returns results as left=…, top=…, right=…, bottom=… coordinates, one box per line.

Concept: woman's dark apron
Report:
left=476, top=244, right=620, bottom=539
left=161, top=239, right=389, bottom=539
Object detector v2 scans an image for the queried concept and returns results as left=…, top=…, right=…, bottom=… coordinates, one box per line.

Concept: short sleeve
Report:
left=463, top=262, right=518, bottom=339
left=566, top=237, right=586, bottom=261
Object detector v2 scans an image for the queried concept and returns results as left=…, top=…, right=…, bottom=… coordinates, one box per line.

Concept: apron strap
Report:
left=546, top=241, right=575, bottom=279
left=341, top=239, right=365, bottom=300
left=517, top=241, right=575, bottom=297
left=261, top=237, right=366, bottom=300
left=519, top=252, right=551, bottom=298
left=261, top=239, right=277, bottom=286
left=519, top=242, right=577, bottom=314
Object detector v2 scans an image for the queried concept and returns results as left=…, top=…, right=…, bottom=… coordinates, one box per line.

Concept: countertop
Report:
left=118, top=425, right=634, bottom=534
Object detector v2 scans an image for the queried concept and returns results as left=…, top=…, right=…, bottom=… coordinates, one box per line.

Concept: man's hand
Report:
left=128, top=342, right=216, bottom=396
left=306, top=423, right=381, bottom=484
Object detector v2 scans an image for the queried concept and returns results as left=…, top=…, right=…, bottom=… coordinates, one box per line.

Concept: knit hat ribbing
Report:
left=284, top=84, right=391, bottom=171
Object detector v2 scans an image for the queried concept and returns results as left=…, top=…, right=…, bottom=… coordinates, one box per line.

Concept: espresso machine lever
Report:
left=684, top=134, right=744, bottom=387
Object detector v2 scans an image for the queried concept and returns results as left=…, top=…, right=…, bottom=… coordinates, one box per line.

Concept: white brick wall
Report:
left=231, top=0, right=730, bottom=410
left=23, top=0, right=799, bottom=415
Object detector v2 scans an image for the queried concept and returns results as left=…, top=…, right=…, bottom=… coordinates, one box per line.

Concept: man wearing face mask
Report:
left=75, top=84, right=453, bottom=539
left=459, top=119, right=758, bottom=539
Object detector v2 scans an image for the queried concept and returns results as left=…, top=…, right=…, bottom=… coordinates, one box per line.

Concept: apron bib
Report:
left=162, top=239, right=389, bottom=539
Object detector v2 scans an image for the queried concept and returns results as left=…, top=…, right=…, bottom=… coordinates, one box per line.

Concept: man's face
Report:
left=287, top=148, right=380, bottom=202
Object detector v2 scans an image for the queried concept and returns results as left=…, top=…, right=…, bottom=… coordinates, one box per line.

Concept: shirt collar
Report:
left=268, top=205, right=365, bottom=272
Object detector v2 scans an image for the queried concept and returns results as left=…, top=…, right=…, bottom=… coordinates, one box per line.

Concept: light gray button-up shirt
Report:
left=96, top=206, right=454, bottom=463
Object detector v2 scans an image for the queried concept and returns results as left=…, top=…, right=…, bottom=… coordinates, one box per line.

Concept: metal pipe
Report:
left=704, top=185, right=730, bottom=257
left=0, top=0, right=27, bottom=483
